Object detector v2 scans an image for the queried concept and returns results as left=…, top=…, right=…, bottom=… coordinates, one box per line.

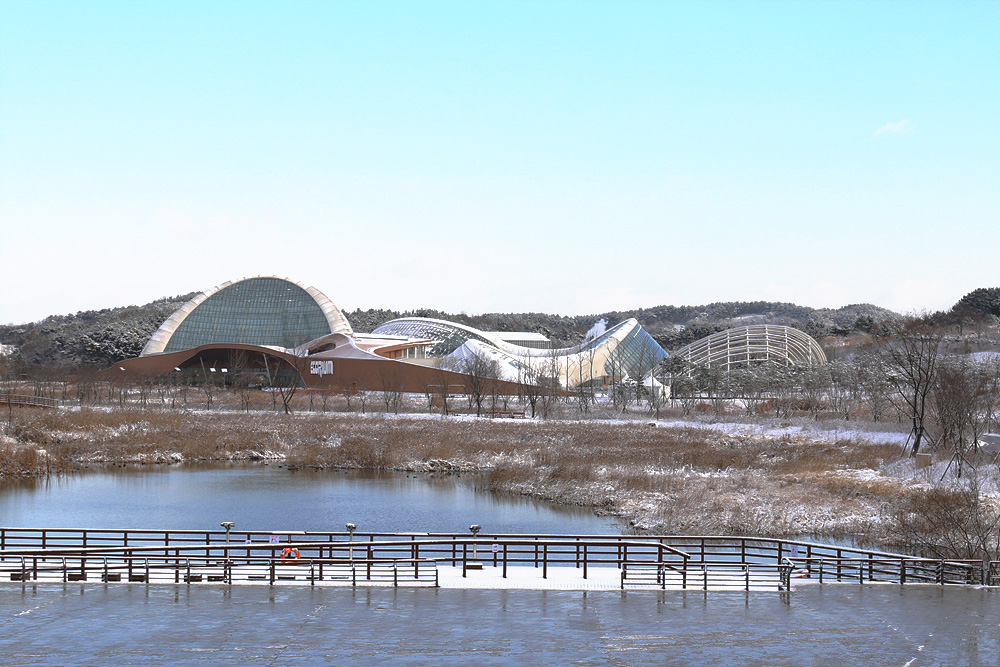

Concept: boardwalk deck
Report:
left=0, top=528, right=984, bottom=591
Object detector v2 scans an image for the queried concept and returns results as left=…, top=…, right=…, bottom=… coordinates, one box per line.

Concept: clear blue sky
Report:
left=1, top=0, right=997, bottom=324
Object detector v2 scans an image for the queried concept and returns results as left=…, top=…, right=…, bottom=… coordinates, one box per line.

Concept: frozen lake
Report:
left=2, top=583, right=999, bottom=665
left=0, top=464, right=621, bottom=534
left=1, top=465, right=998, bottom=665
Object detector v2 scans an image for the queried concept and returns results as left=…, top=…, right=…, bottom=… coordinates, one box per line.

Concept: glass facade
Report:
left=372, top=319, right=498, bottom=356
left=162, top=277, right=333, bottom=352
left=603, top=325, right=667, bottom=379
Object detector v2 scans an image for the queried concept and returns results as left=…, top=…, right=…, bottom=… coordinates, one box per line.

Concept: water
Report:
left=2, top=466, right=998, bottom=665
left=1, top=584, right=999, bottom=665
left=0, top=464, right=621, bottom=534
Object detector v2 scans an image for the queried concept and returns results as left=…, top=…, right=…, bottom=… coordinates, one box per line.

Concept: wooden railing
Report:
left=0, top=394, right=60, bottom=409
left=0, top=528, right=985, bottom=589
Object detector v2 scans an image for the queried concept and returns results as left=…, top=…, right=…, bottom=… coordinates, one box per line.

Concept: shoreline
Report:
left=0, top=406, right=930, bottom=552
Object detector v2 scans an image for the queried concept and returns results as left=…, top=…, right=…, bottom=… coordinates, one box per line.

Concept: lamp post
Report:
left=220, top=522, right=235, bottom=572
left=346, top=523, right=357, bottom=563
left=470, top=525, right=482, bottom=561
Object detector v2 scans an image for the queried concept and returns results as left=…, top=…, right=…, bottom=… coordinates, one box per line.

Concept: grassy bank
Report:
left=0, top=407, right=926, bottom=549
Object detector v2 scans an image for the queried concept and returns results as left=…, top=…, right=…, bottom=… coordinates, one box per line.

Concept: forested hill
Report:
left=346, top=301, right=901, bottom=350
left=1, top=295, right=902, bottom=370
left=0, top=293, right=197, bottom=369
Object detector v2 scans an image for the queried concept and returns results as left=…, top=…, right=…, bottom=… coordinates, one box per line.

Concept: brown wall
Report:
left=105, top=344, right=527, bottom=396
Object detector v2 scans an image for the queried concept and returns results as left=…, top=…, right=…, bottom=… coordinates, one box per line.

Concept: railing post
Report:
left=463, top=543, right=468, bottom=578
left=900, top=559, right=906, bottom=584
left=503, top=544, right=508, bottom=579
left=394, top=561, right=398, bottom=587
left=367, top=546, right=372, bottom=580
left=269, top=558, right=275, bottom=585
left=583, top=545, right=588, bottom=580
left=745, top=565, right=749, bottom=591
left=543, top=545, right=548, bottom=579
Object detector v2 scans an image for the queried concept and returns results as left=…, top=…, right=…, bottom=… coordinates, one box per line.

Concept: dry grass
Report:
left=1, top=407, right=918, bottom=547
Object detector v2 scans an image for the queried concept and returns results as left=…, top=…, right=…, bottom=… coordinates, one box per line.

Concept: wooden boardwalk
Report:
left=0, top=528, right=986, bottom=591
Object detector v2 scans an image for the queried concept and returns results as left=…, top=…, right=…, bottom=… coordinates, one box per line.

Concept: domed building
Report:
left=141, top=276, right=353, bottom=355
left=113, top=276, right=524, bottom=396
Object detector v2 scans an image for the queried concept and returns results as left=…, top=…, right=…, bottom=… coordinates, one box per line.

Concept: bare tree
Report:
left=271, top=351, right=308, bottom=415
left=458, top=349, right=499, bottom=417
left=889, top=473, right=1000, bottom=560
left=229, top=349, right=256, bottom=412
left=933, top=357, right=993, bottom=478
left=878, top=319, right=943, bottom=456
left=377, top=365, right=406, bottom=414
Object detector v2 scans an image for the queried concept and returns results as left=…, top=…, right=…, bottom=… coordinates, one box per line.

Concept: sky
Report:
left=1, top=1, right=997, bottom=325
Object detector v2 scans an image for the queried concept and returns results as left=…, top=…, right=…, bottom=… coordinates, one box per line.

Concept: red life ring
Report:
left=280, top=547, right=301, bottom=561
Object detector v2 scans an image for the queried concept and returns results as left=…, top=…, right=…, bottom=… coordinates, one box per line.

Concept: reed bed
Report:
left=0, top=406, right=920, bottom=545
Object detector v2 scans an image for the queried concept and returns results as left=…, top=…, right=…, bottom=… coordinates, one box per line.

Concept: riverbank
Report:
left=1, top=407, right=942, bottom=550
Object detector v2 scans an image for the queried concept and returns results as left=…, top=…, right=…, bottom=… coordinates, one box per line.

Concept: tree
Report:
left=229, top=349, right=257, bottom=412
left=729, top=366, right=767, bottom=417
left=377, top=365, right=406, bottom=414
left=827, top=360, right=861, bottom=421
left=857, top=354, right=893, bottom=423
left=458, top=349, right=499, bottom=417
left=270, top=351, right=308, bottom=415
left=890, top=474, right=1000, bottom=561
left=933, top=357, right=992, bottom=478
left=878, top=319, right=943, bottom=456
left=956, top=287, right=1000, bottom=319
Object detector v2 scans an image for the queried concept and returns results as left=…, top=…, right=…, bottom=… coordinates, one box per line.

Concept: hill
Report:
left=1, top=292, right=902, bottom=370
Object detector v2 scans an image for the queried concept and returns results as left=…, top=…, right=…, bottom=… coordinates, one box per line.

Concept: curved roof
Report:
left=141, top=276, right=353, bottom=355
left=375, top=316, right=667, bottom=387
left=671, top=325, right=826, bottom=370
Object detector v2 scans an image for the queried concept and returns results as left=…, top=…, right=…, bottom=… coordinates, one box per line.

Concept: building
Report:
left=670, top=324, right=827, bottom=371
left=110, top=276, right=826, bottom=396
left=113, top=276, right=504, bottom=395
left=372, top=316, right=668, bottom=388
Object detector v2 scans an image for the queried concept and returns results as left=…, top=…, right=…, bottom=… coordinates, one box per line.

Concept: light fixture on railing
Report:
left=346, top=523, right=357, bottom=563
left=470, top=525, right=482, bottom=560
